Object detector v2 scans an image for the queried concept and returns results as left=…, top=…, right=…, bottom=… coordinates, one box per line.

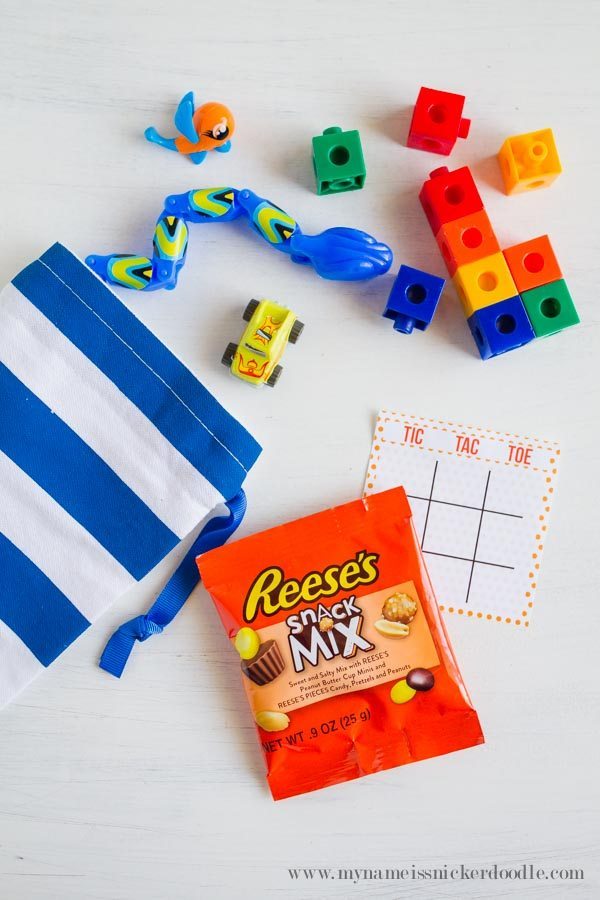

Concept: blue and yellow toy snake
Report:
left=86, top=187, right=393, bottom=291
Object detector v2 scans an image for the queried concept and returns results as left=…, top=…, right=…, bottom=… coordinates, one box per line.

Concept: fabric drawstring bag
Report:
left=0, top=243, right=261, bottom=708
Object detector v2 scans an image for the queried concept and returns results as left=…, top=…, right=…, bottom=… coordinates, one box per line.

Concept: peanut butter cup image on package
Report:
left=241, top=639, right=285, bottom=685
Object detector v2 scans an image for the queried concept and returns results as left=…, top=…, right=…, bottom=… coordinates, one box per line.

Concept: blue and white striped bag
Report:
left=0, top=243, right=261, bottom=708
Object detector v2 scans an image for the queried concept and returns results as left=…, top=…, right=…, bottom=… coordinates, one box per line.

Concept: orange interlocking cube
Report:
left=497, top=128, right=562, bottom=194
left=503, top=235, right=562, bottom=293
left=436, top=210, right=500, bottom=276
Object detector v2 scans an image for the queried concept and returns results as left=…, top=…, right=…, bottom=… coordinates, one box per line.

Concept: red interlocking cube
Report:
left=419, top=166, right=483, bottom=236
left=407, top=87, right=471, bottom=156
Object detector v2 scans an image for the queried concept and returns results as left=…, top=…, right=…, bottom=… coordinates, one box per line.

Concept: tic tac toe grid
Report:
left=365, top=412, right=560, bottom=625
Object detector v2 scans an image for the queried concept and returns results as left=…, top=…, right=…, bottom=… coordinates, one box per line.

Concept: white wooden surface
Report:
left=1, top=1, right=599, bottom=897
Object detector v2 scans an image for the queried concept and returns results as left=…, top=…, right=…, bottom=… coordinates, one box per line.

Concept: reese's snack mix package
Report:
left=198, top=487, right=484, bottom=800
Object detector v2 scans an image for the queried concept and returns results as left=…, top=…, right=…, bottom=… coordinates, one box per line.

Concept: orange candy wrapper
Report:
left=198, top=487, right=484, bottom=800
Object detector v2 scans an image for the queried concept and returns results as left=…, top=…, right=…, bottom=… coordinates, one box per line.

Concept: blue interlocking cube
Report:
left=382, top=265, right=445, bottom=334
left=467, top=295, right=535, bottom=360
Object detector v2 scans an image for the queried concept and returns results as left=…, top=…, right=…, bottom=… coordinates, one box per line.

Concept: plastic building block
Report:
left=222, top=299, right=304, bottom=387
left=145, top=92, right=235, bottom=165
left=497, top=129, right=561, bottom=194
left=468, top=296, right=535, bottom=360
left=312, top=127, right=366, bottom=195
left=382, top=265, right=445, bottom=334
left=419, top=166, right=483, bottom=235
left=503, top=235, right=562, bottom=294
left=436, top=209, right=500, bottom=276
left=453, top=252, right=518, bottom=317
left=520, top=279, right=579, bottom=338
left=407, top=87, right=470, bottom=156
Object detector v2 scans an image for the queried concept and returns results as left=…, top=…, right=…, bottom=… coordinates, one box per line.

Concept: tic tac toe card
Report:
left=364, top=411, right=560, bottom=627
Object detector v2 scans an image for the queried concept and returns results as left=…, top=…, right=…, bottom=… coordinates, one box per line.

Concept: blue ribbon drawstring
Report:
left=99, top=489, right=247, bottom=678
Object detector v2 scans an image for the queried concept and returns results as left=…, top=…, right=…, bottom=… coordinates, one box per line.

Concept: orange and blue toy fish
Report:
left=145, top=92, right=235, bottom=165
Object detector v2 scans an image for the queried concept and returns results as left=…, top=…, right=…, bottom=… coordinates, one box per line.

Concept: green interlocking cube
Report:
left=520, top=278, right=580, bottom=338
left=312, top=126, right=366, bottom=195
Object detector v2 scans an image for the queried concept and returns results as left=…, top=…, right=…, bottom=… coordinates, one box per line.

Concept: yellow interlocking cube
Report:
left=497, top=128, right=562, bottom=194
left=453, top=252, right=518, bottom=317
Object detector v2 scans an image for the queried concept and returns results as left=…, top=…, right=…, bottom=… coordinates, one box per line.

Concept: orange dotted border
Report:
left=370, top=438, right=551, bottom=473
left=365, top=412, right=560, bottom=628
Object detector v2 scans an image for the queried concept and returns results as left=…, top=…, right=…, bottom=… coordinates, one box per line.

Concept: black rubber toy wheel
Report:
left=266, top=365, right=283, bottom=387
left=242, top=299, right=260, bottom=322
left=221, top=342, right=237, bottom=367
left=288, top=319, right=304, bottom=344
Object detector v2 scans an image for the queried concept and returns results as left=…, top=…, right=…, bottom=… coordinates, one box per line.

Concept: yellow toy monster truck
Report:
left=222, top=299, right=304, bottom=387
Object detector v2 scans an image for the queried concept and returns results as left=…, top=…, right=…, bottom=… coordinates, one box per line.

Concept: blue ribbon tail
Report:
left=99, top=490, right=247, bottom=678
